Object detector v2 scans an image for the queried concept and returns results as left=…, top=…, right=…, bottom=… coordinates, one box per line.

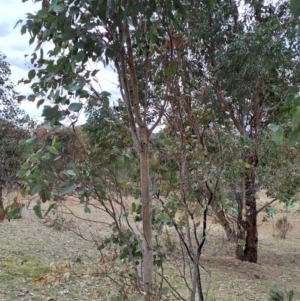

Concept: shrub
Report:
left=163, top=228, right=177, bottom=253
left=275, top=216, right=293, bottom=239
left=269, top=285, right=295, bottom=301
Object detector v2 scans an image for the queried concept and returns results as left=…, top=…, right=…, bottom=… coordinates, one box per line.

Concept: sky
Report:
left=0, top=0, right=120, bottom=125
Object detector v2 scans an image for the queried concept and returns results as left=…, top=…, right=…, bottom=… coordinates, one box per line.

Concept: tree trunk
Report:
left=243, top=164, right=258, bottom=263
left=235, top=156, right=258, bottom=263
left=0, top=186, right=5, bottom=222
left=139, top=130, right=153, bottom=298
left=215, top=209, right=237, bottom=241
left=235, top=191, right=246, bottom=260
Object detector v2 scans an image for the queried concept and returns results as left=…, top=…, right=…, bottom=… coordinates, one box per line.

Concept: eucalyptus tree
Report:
left=189, top=0, right=300, bottom=262
left=0, top=52, right=32, bottom=221
left=159, top=0, right=300, bottom=263
left=18, top=0, right=188, bottom=297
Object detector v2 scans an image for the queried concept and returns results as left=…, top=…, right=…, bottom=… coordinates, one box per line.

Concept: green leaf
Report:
left=42, top=105, right=61, bottom=121
left=162, top=287, right=169, bottom=295
left=101, top=91, right=111, bottom=97
left=84, top=206, right=91, bottom=213
left=44, top=203, right=56, bottom=217
left=26, top=137, right=38, bottom=145
left=40, top=189, right=52, bottom=202
left=169, top=61, right=176, bottom=78
left=48, top=146, right=58, bottom=154
left=28, top=69, right=36, bottom=80
left=50, top=1, right=66, bottom=13
left=31, top=184, right=42, bottom=195
left=17, top=95, right=26, bottom=102
left=75, top=51, right=85, bottom=62
left=6, top=206, right=23, bottom=221
left=291, top=0, right=300, bottom=18
left=288, top=127, right=300, bottom=146
left=21, top=162, right=30, bottom=170
left=14, top=19, right=23, bottom=29
left=61, top=29, right=76, bottom=41
left=268, top=124, right=279, bottom=132
left=131, top=202, right=137, bottom=212
left=18, top=169, right=27, bottom=179
left=65, top=170, right=76, bottom=176
left=67, top=83, right=83, bottom=91
left=244, top=163, right=251, bottom=169
left=68, top=102, right=83, bottom=112
left=21, top=24, right=26, bottom=35
left=285, top=94, right=295, bottom=107
left=38, top=9, right=49, bottom=18
left=28, top=95, right=36, bottom=102
left=37, top=99, right=45, bottom=108
left=33, top=200, right=43, bottom=219
left=61, top=184, right=77, bottom=196
left=288, top=86, right=299, bottom=94
left=159, top=212, right=171, bottom=224
left=103, top=97, right=109, bottom=108
left=272, top=128, right=284, bottom=142
left=130, top=294, right=143, bottom=301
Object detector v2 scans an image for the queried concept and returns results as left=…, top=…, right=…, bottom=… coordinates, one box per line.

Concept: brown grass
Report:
left=0, top=191, right=299, bottom=300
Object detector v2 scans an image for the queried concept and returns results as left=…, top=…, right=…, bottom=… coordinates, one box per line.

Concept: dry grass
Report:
left=0, top=192, right=299, bottom=300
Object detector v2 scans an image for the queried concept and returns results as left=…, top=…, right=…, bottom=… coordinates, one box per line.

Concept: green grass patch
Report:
left=0, top=255, right=50, bottom=283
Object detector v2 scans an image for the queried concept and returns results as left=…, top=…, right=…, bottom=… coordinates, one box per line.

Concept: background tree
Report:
left=0, top=52, right=32, bottom=221
left=178, top=0, right=300, bottom=263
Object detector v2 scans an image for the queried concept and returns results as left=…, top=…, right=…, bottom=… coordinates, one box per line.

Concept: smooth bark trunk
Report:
left=0, top=186, right=5, bottom=222
left=235, top=191, right=246, bottom=260
left=204, top=187, right=236, bottom=241
left=215, top=209, right=237, bottom=241
left=139, top=131, right=153, bottom=299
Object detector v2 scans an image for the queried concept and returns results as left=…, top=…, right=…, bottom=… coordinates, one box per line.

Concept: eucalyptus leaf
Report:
left=61, top=184, right=77, bottom=196
left=33, top=201, right=43, bottom=219
left=68, top=102, right=83, bottom=112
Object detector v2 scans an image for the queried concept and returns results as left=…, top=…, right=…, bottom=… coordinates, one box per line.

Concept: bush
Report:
left=275, top=216, right=293, bottom=239
left=163, top=228, right=177, bottom=253
left=269, top=285, right=295, bottom=301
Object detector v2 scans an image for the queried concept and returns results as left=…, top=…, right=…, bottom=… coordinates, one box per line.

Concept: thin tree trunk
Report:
left=205, top=187, right=236, bottom=241
left=191, top=254, right=204, bottom=301
left=0, top=186, right=5, bottom=222
left=215, top=209, right=237, bottom=241
left=235, top=191, right=245, bottom=260
left=197, top=265, right=204, bottom=301
left=140, top=130, right=153, bottom=299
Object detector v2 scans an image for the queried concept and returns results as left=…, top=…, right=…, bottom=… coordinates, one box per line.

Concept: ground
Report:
left=0, top=192, right=300, bottom=301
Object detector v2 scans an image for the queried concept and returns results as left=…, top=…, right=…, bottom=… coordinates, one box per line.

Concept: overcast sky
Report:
left=0, top=0, right=119, bottom=124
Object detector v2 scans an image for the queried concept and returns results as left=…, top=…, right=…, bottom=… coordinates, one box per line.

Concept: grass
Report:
left=0, top=198, right=300, bottom=301
left=0, top=255, right=50, bottom=281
